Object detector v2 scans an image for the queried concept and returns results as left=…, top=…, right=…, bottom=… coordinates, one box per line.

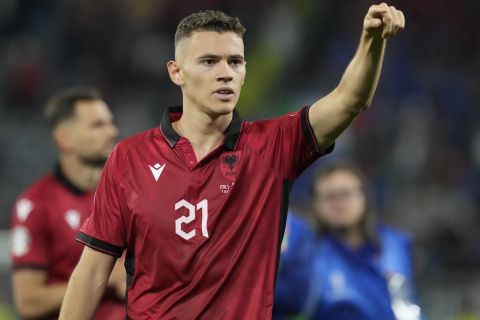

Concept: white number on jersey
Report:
left=174, top=199, right=209, bottom=240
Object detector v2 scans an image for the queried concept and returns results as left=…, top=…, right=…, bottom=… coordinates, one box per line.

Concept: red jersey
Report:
left=78, top=106, right=333, bottom=319
left=10, top=166, right=125, bottom=320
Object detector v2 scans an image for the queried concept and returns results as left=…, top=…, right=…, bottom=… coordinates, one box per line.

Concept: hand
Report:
left=363, top=3, right=405, bottom=39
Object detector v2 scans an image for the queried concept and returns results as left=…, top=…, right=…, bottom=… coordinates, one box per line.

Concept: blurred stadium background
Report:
left=0, top=0, right=479, bottom=319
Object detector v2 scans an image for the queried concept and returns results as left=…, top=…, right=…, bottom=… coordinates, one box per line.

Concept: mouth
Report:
left=213, top=87, right=235, bottom=101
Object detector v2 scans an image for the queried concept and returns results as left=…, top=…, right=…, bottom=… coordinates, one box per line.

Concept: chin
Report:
left=218, top=104, right=236, bottom=115
left=205, top=101, right=236, bottom=116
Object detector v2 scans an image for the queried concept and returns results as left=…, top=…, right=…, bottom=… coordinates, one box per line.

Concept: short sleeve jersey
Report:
left=10, top=167, right=125, bottom=320
left=78, top=106, right=333, bottom=319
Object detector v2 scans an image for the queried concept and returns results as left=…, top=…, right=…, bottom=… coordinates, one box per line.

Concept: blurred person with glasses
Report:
left=274, top=161, right=423, bottom=320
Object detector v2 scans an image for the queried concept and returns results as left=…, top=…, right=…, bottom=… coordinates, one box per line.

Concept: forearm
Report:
left=107, top=255, right=127, bottom=301
left=335, top=31, right=386, bottom=112
left=59, top=247, right=116, bottom=319
left=308, top=4, right=404, bottom=149
left=59, top=262, right=109, bottom=319
left=14, top=283, right=67, bottom=318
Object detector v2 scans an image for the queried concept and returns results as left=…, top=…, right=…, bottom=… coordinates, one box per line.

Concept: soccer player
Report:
left=308, top=162, right=422, bottom=320
left=10, top=88, right=126, bottom=319
left=60, top=5, right=405, bottom=319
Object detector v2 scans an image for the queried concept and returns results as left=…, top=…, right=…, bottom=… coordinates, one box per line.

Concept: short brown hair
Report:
left=174, top=10, right=246, bottom=47
left=44, top=87, right=102, bottom=131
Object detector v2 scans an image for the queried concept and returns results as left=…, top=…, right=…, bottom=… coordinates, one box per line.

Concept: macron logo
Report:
left=149, top=163, right=166, bottom=182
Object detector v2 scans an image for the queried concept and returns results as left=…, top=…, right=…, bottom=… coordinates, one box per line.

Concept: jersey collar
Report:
left=160, top=106, right=243, bottom=150
left=54, top=164, right=87, bottom=196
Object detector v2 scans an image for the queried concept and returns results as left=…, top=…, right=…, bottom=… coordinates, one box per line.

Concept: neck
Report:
left=333, top=226, right=366, bottom=249
left=58, top=155, right=103, bottom=192
left=174, top=106, right=233, bottom=161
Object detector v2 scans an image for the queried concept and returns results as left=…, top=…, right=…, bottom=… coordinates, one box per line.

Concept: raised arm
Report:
left=59, top=247, right=116, bottom=320
left=309, top=3, right=405, bottom=149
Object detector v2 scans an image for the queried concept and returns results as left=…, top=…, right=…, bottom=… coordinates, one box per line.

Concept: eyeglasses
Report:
left=317, top=189, right=362, bottom=201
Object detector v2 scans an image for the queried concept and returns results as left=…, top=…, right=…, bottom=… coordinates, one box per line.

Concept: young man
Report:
left=61, top=5, right=405, bottom=319
left=10, top=88, right=126, bottom=319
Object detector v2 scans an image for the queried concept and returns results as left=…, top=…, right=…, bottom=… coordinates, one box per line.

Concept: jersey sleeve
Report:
left=254, top=106, right=334, bottom=181
left=10, top=198, right=50, bottom=269
left=77, top=145, right=126, bottom=257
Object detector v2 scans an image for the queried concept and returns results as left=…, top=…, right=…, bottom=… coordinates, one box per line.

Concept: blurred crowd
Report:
left=0, top=0, right=479, bottom=318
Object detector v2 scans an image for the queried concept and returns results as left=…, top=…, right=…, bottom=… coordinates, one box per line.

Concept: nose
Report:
left=216, top=61, right=233, bottom=83
left=109, top=123, right=119, bottom=140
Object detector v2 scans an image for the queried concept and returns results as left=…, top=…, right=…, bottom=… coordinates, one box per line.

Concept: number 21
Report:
left=174, top=199, right=209, bottom=240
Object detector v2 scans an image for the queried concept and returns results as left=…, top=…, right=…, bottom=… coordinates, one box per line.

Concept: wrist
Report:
left=361, top=29, right=385, bottom=42
left=359, top=30, right=386, bottom=55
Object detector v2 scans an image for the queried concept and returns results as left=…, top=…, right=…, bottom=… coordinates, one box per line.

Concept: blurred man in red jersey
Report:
left=10, top=87, right=126, bottom=319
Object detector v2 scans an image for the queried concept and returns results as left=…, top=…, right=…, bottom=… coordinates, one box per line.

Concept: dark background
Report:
left=0, top=0, right=479, bottom=318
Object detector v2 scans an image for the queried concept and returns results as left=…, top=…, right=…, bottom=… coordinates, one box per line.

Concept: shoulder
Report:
left=109, top=127, right=165, bottom=169
left=377, top=225, right=415, bottom=276
left=378, top=224, right=411, bottom=245
left=286, top=212, right=315, bottom=247
left=288, top=213, right=312, bottom=233
left=17, top=174, right=58, bottom=203
left=239, top=109, right=307, bottom=149
left=11, top=174, right=58, bottom=222
left=282, top=212, right=315, bottom=259
left=244, top=109, right=305, bottom=131
left=115, top=128, right=160, bottom=155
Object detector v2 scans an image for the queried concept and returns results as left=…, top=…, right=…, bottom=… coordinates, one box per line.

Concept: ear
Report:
left=167, top=60, right=184, bottom=86
left=53, top=125, right=75, bottom=152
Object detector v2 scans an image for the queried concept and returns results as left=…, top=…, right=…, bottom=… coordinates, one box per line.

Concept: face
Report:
left=168, top=31, right=246, bottom=116
left=313, top=170, right=367, bottom=231
left=58, top=100, right=118, bottom=166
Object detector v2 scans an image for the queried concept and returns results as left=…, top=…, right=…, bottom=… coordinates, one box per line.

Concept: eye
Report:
left=201, top=59, right=216, bottom=66
left=229, top=59, right=243, bottom=66
left=91, top=121, right=105, bottom=129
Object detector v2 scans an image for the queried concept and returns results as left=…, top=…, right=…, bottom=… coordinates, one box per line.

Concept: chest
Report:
left=48, top=194, right=94, bottom=246
left=121, top=144, right=283, bottom=247
left=45, top=193, right=94, bottom=278
left=314, top=242, right=390, bottom=306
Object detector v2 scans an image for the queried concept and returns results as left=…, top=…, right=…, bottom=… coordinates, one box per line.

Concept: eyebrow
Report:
left=197, top=54, right=245, bottom=60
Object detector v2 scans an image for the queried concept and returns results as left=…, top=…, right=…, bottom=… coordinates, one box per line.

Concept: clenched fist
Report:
left=364, top=3, right=405, bottom=39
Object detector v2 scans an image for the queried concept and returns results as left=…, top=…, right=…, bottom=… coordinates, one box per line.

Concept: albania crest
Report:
left=220, top=151, right=241, bottom=181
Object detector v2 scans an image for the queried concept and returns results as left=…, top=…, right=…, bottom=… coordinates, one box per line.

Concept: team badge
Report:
left=11, top=226, right=31, bottom=257
left=220, top=151, right=241, bottom=181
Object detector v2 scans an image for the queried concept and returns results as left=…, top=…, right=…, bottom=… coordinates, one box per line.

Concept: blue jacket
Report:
left=273, top=213, right=315, bottom=319
left=313, top=225, right=422, bottom=320
left=274, top=214, right=422, bottom=320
